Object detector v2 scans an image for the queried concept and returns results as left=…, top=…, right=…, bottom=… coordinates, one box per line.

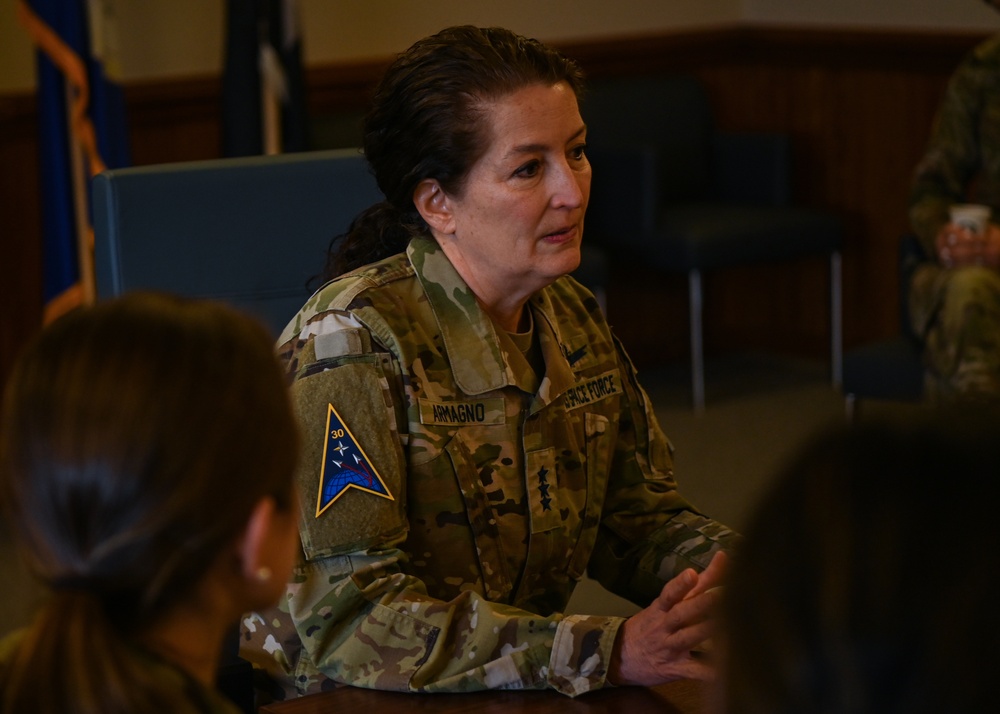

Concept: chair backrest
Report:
left=582, top=74, right=715, bottom=202
left=92, top=148, right=384, bottom=336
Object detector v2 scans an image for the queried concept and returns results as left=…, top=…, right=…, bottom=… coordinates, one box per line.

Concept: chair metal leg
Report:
left=686, top=255, right=836, bottom=412
left=831, top=251, right=843, bottom=387
left=845, top=393, right=857, bottom=423
left=689, top=269, right=705, bottom=413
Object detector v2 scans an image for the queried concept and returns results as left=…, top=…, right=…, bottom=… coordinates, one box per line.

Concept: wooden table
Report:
left=259, top=679, right=703, bottom=714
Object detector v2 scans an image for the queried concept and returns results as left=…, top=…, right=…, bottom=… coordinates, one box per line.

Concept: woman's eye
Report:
left=514, top=160, right=540, bottom=178
left=570, top=144, right=587, bottom=161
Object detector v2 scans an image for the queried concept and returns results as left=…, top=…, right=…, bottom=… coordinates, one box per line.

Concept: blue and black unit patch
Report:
left=316, top=403, right=394, bottom=517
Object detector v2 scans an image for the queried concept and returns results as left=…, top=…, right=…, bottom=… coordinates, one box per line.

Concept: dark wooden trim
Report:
left=723, top=25, right=983, bottom=71
left=557, top=26, right=747, bottom=77
left=123, top=75, right=222, bottom=122
left=286, top=27, right=991, bottom=112
left=2, top=25, right=986, bottom=125
left=287, top=26, right=988, bottom=91
left=558, top=25, right=987, bottom=77
left=306, top=59, right=391, bottom=113
left=0, top=91, right=35, bottom=124
left=1, top=25, right=989, bottom=117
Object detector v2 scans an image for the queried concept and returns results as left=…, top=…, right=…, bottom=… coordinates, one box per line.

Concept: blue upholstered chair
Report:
left=92, top=148, right=385, bottom=336
left=582, top=75, right=843, bottom=411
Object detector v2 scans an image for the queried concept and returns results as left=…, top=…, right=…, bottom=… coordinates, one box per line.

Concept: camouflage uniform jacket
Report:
left=907, top=34, right=1000, bottom=398
left=243, top=235, right=737, bottom=698
left=910, top=33, right=1000, bottom=255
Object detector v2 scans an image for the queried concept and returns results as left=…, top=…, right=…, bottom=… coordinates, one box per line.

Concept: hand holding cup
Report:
left=936, top=204, right=999, bottom=268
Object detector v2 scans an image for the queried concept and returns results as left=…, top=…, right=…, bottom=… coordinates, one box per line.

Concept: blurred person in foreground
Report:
left=718, top=411, right=999, bottom=713
left=242, top=25, right=737, bottom=700
left=909, top=0, right=1000, bottom=400
left=0, top=293, right=301, bottom=714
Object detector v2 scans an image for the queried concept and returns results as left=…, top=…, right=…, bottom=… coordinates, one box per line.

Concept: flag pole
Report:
left=18, top=0, right=107, bottom=318
left=260, top=40, right=283, bottom=155
left=261, top=66, right=281, bottom=155
left=65, top=82, right=96, bottom=304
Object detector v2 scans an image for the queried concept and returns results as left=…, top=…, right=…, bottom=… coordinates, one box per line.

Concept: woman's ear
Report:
left=413, top=179, right=456, bottom=236
left=235, top=494, right=300, bottom=608
left=239, top=496, right=278, bottom=585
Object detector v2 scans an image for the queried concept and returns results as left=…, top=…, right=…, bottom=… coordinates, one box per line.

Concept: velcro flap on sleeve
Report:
left=315, top=328, right=372, bottom=359
left=292, top=358, right=408, bottom=560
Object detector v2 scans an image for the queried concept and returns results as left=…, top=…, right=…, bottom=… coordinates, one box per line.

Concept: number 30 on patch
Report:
left=315, top=403, right=394, bottom=517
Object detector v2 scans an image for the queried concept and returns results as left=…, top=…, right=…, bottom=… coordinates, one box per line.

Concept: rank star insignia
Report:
left=316, top=403, right=393, bottom=517
left=564, top=344, right=587, bottom=366
left=537, top=466, right=552, bottom=511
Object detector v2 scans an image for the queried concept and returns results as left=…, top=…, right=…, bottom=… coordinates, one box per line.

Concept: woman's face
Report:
left=432, top=81, right=591, bottom=306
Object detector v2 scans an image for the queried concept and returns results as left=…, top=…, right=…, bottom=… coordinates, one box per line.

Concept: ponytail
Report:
left=323, top=201, right=427, bottom=280
left=2, top=592, right=187, bottom=714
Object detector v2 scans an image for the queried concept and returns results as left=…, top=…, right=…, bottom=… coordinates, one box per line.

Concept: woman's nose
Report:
left=551, top=162, right=586, bottom=209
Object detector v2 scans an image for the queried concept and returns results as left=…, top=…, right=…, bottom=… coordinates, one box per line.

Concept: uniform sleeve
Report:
left=910, top=52, right=986, bottom=256
left=252, top=313, right=626, bottom=697
left=587, top=336, right=741, bottom=607
left=285, top=540, right=624, bottom=696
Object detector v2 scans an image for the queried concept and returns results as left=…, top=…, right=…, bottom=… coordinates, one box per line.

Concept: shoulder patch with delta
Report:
left=316, top=403, right=394, bottom=517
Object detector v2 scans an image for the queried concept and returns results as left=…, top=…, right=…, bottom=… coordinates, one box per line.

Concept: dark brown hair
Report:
left=326, top=25, right=585, bottom=278
left=0, top=293, right=299, bottom=714
left=720, top=411, right=1000, bottom=714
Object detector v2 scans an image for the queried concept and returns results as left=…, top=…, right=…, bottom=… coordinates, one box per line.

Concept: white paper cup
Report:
left=949, top=203, right=991, bottom=234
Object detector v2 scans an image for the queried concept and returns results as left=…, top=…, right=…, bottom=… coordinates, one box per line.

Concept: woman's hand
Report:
left=607, top=551, right=727, bottom=686
left=935, top=222, right=1000, bottom=269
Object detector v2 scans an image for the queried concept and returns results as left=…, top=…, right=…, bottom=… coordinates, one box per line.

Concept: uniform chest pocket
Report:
left=437, top=427, right=516, bottom=601
left=567, top=412, right=614, bottom=579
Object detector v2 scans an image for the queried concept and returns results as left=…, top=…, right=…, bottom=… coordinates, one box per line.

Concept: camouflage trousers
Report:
left=910, top=263, right=1000, bottom=400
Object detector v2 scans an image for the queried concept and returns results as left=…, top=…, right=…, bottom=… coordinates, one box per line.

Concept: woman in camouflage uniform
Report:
left=243, top=25, right=737, bottom=702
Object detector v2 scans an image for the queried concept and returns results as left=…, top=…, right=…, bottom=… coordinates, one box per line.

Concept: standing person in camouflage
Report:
left=909, top=1, right=1000, bottom=400
left=241, top=25, right=738, bottom=701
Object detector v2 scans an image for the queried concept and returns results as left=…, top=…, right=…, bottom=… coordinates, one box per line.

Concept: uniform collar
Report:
left=409, top=236, right=509, bottom=395
left=529, top=289, right=586, bottom=411
left=408, top=236, right=581, bottom=400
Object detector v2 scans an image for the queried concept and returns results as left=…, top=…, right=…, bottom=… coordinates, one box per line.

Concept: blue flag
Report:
left=316, top=403, right=394, bottom=517
left=19, top=0, right=131, bottom=321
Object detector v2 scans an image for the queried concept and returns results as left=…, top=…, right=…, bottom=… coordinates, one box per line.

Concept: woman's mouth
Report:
left=542, top=225, right=577, bottom=243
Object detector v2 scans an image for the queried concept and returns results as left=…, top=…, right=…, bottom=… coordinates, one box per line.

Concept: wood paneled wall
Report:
left=0, top=26, right=986, bottom=393
left=563, top=27, right=978, bottom=364
left=0, top=92, right=43, bottom=396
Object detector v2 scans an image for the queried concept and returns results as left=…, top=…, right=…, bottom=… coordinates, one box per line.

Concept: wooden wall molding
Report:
left=1, top=25, right=992, bottom=391
left=299, top=25, right=986, bottom=110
